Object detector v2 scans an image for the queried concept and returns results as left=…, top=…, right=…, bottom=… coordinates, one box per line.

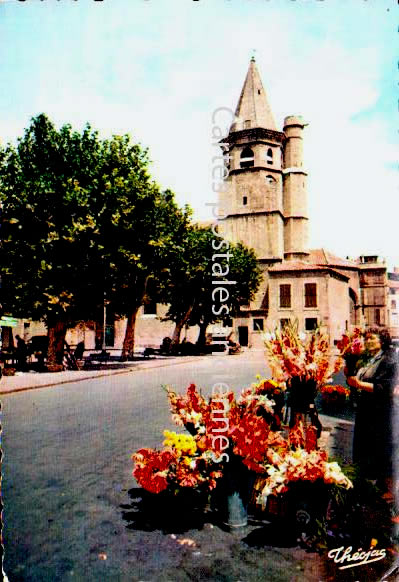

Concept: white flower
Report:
left=260, top=484, right=273, bottom=498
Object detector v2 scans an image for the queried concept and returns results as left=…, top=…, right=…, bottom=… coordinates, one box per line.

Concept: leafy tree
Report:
left=0, top=114, right=105, bottom=368
left=102, top=171, right=191, bottom=358
left=159, top=225, right=211, bottom=348
left=0, top=114, right=187, bottom=365
left=161, top=225, right=262, bottom=348
left=191, top=238, right=262, bottom=347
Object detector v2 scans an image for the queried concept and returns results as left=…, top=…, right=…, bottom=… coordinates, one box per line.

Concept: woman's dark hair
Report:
left=364, top=327, right=392, bottom=351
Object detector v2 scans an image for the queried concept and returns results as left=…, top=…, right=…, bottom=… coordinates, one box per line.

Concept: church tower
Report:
left=218, top=57, right=285, bottom=263
left=218, top=58, right=309, bottom=263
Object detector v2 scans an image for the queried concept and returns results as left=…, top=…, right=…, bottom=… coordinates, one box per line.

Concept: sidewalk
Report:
left=0, top=354, right=210, bottom=395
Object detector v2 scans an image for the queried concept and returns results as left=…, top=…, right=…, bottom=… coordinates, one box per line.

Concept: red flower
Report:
left=305, top=425, right=318, bottom=453
left=132, top=448, right=176, bottom=494
left=229, top=413, right=271, bottom=473
left=288, top=421, right=305, bottom=449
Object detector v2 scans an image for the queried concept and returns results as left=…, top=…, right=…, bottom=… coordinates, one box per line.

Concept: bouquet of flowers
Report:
left=263, top=322, right=341, bottom=431
left=166, top=381, right=286, bottom=473
left=336, top=328, right=365, bottom=376
left=132, top=429, right=223, bottom=494
left=320, top=384, right=350, bottom=408
left=263, top=321, right=342, bottom=387
left=254, top=420, right=353, bottom=507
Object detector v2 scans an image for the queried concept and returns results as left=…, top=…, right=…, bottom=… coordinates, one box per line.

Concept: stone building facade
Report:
left=388, top=269, right=399, bottom=339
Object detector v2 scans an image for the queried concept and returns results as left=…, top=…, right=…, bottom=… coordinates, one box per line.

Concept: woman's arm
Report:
left=346, top=355, right=397, bottom=395
left=346, top=375, right=373, bottom=392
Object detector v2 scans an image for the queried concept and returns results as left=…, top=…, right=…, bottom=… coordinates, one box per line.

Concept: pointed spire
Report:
left=230, top=58, right=277, bottom=132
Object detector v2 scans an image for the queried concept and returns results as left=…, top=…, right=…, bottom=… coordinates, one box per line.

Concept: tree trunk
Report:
left=47, top=319, right=67, bottom=371
left=196, top=320, right=209, bottom=349
left=121, top=307, right=139, bottom=360
left=171, top=306, right=193, bottom=350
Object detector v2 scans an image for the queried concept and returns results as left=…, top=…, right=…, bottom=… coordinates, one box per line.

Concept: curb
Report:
left=0, top=355, right=208, bottom=396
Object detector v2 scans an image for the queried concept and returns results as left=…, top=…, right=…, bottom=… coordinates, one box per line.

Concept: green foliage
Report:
left=0, top=114, right=105, bottom=323
left=0, top=114, right=188, bottom=335
left=160, top=224, right=262, bottom=340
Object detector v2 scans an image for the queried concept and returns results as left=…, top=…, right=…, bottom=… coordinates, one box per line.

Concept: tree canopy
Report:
left=160, top=225, right=262, bottom=347
left=0, top=113, right=260, bottom=366
left=0, top=114, right=189, bottom=364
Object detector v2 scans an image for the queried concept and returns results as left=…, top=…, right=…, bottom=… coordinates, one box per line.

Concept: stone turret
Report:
left=282, top=115, right=309, bottom=261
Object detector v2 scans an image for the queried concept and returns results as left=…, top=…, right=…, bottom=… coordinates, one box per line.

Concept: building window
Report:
left=392, top=300, right=397, bottom=310
left=280, top=318, right=290, bottom=329
left=253, top=318, right=264, bottom=331
left=375, top=308, right=381, bottom=326
left=266, top=175, right=275, bottom=185
left=305, top=318, right=318, bottom=331
left=266, top=148, right=273, bottom=164
left=240, top=147, right=254, bottom=168
left=279, top=284, right=291, bottom=308
left=304, top=283, right=317, bottom=308
left=144, top=300, right=157, bottom=315
left=244, top=120, right=251, bottom=129
left=243, top=196, right=248, bottom=206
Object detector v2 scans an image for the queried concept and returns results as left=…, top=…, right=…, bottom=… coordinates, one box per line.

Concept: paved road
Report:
left=1, top=353, right=344, bottom=582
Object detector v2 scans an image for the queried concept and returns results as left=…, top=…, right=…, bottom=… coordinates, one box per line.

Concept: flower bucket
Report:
left=219, top=454, right=255, bottom=529
left=321, top=393, right=347, bottom=414
left=288, top=377, right=317, bottom=413
left=265, top=481, right=329, bottom=532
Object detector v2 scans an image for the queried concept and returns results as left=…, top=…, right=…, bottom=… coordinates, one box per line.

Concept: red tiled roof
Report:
left=268, top=261, right=349, bottom=280
left=269, top=261, right=323, bottom=272
left=308, top=249, right=358, bottom=269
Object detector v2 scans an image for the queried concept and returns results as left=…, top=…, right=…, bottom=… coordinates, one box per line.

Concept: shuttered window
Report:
left=304, top=283, right=317, bottom=308
left=279, top=284, right=291, bottom=308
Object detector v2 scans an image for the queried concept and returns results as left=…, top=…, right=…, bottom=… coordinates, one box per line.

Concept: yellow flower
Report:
left=163, top=430, right=197, bottom=456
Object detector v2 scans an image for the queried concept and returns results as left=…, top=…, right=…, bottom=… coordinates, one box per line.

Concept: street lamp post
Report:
left=102, top=297, right=107, bottom=352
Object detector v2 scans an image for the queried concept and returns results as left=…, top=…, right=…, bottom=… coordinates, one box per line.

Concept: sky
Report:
left=0, top=0, right=397, bottom=267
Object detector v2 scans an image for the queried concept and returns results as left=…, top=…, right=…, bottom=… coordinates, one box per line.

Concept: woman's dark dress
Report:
left=352, top=349, right=397, bottom=479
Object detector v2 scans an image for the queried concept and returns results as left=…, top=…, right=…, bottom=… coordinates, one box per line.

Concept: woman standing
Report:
left=346, top=328, right=397, bottom=492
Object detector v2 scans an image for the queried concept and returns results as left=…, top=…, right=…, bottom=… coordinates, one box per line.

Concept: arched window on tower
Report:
left=240, top=147, right=254, bottom=168
left=266, top=175, right=276, bottom=185
left=266, top=148, right=273, bottom=164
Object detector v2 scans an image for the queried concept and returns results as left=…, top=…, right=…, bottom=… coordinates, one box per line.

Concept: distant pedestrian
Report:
left=74, top=341, right=85, bottom=361
left=15, top=334, right=27, bottom=371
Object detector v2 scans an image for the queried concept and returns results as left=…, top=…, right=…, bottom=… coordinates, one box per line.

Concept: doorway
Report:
left=238, top=326, right=248, bottom=347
